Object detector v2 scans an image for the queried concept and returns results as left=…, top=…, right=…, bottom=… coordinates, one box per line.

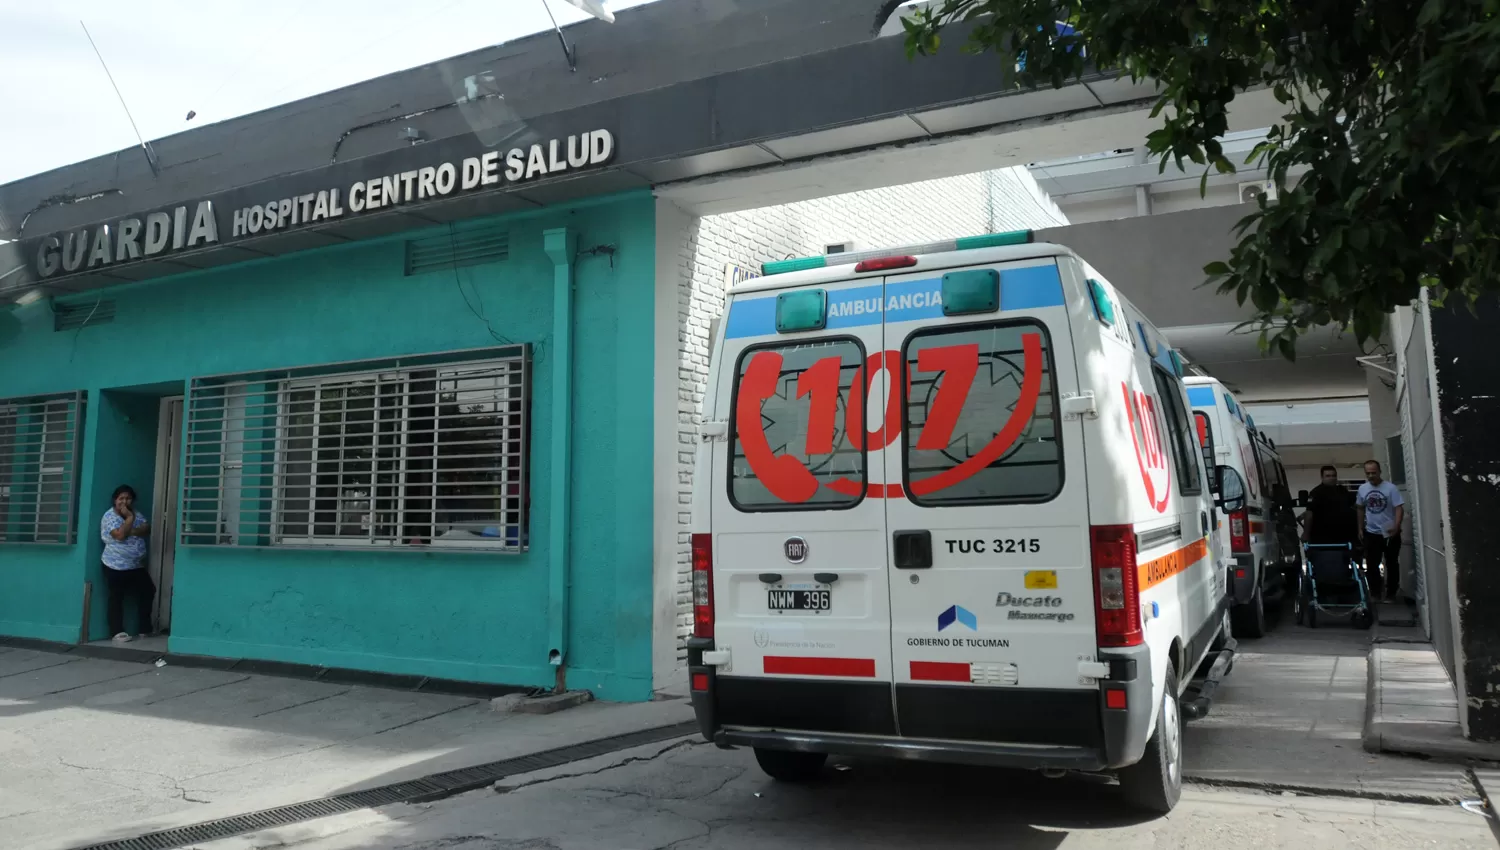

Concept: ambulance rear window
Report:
left=901, top=321, right=1062, bottom=506
left=728, top=338, right=867, bottom=511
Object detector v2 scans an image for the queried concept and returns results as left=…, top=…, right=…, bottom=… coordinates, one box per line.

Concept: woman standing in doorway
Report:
left=101, top=484, right=155, bottom=642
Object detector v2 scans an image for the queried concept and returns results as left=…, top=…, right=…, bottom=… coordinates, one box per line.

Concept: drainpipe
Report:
left=543, top=227, right=578, bottom=693
left=1133, top=148, right=1152, bottom=217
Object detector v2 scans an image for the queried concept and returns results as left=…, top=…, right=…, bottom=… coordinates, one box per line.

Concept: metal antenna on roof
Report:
left=539, top=0, right=614, bottom=72
left=80, top=21, right=158, bottom=176
left=540, top=1, right=578, bottom=72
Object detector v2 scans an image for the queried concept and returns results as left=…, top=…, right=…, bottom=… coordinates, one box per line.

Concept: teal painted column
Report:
left=543, top=227, right=577, bottom=688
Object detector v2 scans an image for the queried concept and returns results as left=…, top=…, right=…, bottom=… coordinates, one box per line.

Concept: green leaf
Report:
left=901, top=0, right=1500, bottom=360
left=1252, top=283, right=1279, bottom=312
left=1276, top=334, right=1297, bottom=362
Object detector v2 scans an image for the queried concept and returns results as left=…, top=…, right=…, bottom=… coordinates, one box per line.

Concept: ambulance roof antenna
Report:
left=80, top=20, right=158, bottom=176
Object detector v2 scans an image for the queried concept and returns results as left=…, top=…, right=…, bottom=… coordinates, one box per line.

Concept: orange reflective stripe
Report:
left=1137, top=537, right=1210, bottom=591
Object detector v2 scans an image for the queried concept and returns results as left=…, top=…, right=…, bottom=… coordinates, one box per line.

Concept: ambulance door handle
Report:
left=1201, top=512, right=1210, bottom=537
left=893, top=530, right=933, bottom=569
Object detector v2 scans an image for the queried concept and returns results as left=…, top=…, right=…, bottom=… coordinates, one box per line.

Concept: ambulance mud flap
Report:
left=1231, top=554, right=1257, bottom=604
left=1099, top=643, right=1154, bottom=770
left=686, top=636, right=718, bottom=742
left=1182, top=637, right=1238, bottom=721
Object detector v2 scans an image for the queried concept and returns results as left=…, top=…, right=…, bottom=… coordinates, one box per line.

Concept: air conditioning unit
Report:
left=824, top=240, right=862, bottom=255
left=1239, top=181, right=1278, bottom=204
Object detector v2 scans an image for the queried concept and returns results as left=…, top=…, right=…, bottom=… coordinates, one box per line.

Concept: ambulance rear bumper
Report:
left=716, top=728, right=1110, bottom=771
left=688, top=639, right=1153, bottom=772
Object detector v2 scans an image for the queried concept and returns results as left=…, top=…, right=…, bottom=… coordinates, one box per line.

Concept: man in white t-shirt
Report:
left=1356, top=460, right=1405, bottom=602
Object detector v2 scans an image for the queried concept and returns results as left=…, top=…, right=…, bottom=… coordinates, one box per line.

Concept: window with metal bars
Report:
left=0, top=391, right=85, bottom=544
left=183, top=347, right=529, bottom=551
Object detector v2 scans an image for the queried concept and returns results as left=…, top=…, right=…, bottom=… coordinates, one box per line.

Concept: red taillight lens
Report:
left=854, top=255, right=917, bottom=273
left=1229, top=509, right=1249, bottom=553
left=1091, top=525, right=1143, bottom=648
left=691, top=672, right=709, bottom=692
left=1105, top=688, right=1128, bottom=710
left=691, top=533, right=714, bottom=639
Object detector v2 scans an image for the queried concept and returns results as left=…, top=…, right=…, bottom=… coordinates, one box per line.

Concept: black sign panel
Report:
left=19, top=128, right=618, bottom=284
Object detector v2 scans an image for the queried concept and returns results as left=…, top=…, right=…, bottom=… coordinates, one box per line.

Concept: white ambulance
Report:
left=1185, top=377, right=1296, bottom=638
left=687, top=233, right=1249, bottom=813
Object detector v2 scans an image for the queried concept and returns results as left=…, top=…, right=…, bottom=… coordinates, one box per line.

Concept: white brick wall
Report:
left=667, top=167, right=1068, bottom=661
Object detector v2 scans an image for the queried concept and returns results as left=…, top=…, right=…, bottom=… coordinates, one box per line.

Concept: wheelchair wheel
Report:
left=1352, top=609, right=1375, bottom=630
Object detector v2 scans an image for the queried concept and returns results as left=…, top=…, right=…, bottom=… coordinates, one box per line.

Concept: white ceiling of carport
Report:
left=1165, top=322, right=1370, bottom=403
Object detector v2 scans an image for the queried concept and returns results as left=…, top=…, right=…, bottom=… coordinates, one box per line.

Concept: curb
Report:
left=67, top=721, right=699, bottom=850
left=1184, top=773, right=1463, bottom=806
left=0, top=634, right=532, bottom=701
left=1363, top=645, right=1500, bottom=764
left=1362, top=650, right=1382, bottom=754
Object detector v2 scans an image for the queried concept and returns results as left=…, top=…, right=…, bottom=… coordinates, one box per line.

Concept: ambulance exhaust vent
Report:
left=53, top=299, right=115, bottom=332
left=405, top=226, right=510, bottom=276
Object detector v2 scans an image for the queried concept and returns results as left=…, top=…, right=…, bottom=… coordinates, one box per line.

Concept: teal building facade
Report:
left=0, top=190, right=661, bottom=702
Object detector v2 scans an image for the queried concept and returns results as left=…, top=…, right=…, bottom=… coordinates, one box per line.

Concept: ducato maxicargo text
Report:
left=685, top=233, right=1249, bottom=814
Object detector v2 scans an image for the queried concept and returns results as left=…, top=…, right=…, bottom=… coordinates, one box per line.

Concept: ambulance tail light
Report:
left=1229, top=509, right=1250, bottom=553
left=853, top=255, right=917, bottom=273
left=692, top=533, right=715, bottom=639
left=1091, top=524, right=1143, bottom=648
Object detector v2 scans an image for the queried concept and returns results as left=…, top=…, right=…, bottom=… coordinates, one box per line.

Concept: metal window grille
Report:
left=0, top=391, right=86, bottom=544
left=183, top=346, right=530, bottom=552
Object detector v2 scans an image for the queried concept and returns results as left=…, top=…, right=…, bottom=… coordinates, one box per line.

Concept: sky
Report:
left=0, top=0, right=660, bottom=185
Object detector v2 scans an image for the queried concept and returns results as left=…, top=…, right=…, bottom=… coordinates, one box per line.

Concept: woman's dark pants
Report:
left=104, top=564, right=155, bottom=636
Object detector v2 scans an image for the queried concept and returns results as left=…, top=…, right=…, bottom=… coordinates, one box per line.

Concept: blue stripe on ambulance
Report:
left=722, top=264, right=1066, bottom=339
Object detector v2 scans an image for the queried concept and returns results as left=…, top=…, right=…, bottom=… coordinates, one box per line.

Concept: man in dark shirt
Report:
left=1301, top=465, right=1358, bottom=545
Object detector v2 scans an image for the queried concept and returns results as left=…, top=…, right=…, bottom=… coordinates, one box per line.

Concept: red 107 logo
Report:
left=735, top=333, right=1044, bottom=501
left=1122, top=382, right=1172, bottom=514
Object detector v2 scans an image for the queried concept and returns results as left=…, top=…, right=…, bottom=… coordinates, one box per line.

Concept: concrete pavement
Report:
left=176, top=621, right=1495, bottom=849
left=190, top=736, right=1494, bottom=850
left=1362, top=607, right=1500, bottom=763
left=5, top=615, right=1491, bottom=849
left=1184, top=624, right=1476, bottom=803
left=0, top=645, right=692, bottom=850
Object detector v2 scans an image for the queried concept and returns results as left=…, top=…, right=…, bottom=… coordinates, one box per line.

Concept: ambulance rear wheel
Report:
left=1119, top=666, right=1183, bottom=814
left=1232, top=581, right=1267, bottom=639
left=753, top=748, right=827, bottom=782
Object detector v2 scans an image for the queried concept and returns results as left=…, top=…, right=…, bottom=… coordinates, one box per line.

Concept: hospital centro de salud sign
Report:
left=29, top=128, right=618, bottom=281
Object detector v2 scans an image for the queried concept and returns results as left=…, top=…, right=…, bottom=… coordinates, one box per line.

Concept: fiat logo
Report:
left=784, top=537, right=809, bottom=564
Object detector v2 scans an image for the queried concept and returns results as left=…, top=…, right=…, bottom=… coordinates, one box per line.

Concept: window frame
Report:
left=1150, top=366, right=1204, bottom=498
left=184, top=348, right=530, bottom=553
left=273, top=371, right=411, bottom=547
left=898, top=318, right=1066, bottom=508
left=0, top=391, right=85, bottom=546
left=1247, top=437, right=1273, bottom=502
left=725, top=335, right=870, bottom=514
